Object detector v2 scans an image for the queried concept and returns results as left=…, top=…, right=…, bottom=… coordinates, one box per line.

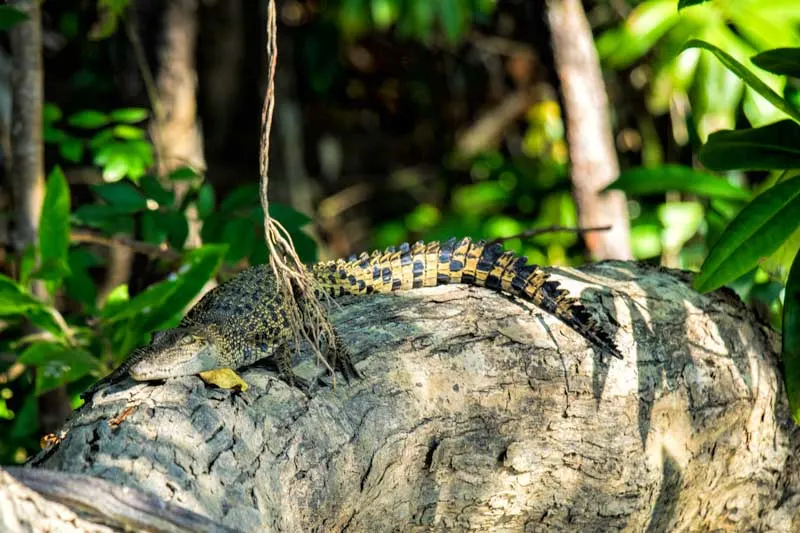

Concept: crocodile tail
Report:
left=311, top=237, right=622, bottom=359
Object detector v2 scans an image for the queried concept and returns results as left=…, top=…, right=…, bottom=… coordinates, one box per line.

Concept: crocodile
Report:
left=81, top=237, right=621, bottom=400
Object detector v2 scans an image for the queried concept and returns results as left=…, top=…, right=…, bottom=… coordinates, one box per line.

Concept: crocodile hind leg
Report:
left=325, top=329, right=361, bottom=384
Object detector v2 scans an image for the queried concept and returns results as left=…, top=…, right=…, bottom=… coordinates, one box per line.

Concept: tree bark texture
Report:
left=547, top=0, right=632, bottom=261
left=8, top=0, right=44, bottom=252
left=9, top=0, right=73, bottom=434
left=23, top=263, right=799, bottom=531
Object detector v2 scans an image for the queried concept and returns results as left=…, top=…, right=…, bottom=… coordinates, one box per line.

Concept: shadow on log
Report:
left=8, top=262, right=800, bottom=531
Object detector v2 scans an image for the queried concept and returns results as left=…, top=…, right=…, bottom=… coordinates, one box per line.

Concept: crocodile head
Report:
left=129, top=325, right=223, bottom=381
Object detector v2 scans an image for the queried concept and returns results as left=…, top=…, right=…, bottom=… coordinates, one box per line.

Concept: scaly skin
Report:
left=82, top=237, right=621, bottom=400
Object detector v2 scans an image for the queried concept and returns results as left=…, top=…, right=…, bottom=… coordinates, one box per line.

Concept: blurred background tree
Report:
left=0, top=0, right=799, bottom=465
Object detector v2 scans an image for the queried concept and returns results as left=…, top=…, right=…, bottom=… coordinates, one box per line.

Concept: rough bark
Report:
left=152, top=0, right=205, bottom=248
left=22, top=263, right=799, bottom=531
left=9, top=0, right=72, bottom=433
left=547, top=0, right=632, bottom=261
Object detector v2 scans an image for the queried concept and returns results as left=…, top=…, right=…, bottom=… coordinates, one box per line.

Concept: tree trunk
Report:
left=9, top=0, right=72, bottom=434
left=152, top=0, right=205, bottom=248
left=14, top=263, right=797, bottom=531
left=547, top=0, right=632, bottom=261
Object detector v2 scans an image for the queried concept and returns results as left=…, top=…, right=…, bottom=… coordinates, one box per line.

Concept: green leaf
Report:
left=783, top=250, right=800, bottom=424
left=91, top=182, right=148, bottom=213
left=139, top=175, right=174, bottom=206
left=167, top=166, right=199, bottom=181
left=597, top=1, right=679, bottom=69
left=265, top=203, right=312, bottom=229
left=0, top=6, right=28, bottom=31
left=72, top=204, right=135, bottom=234
left=220, top=184, right=260, bottom=213
left=751, top=48, right=800, bottom=78
left=93, top=140, right=154, bottom=182
left=19, top=344, right=101, bottom=396
left=109, top=107, right=149, bottom=123
left=58, top=137, right=85, bottom=163
left=196, top=183, right=216, bottom=218
left=677, top=0, right=708, bottom=9
left=371, top=0, right=399, bottom=30
left=100, top=284, right=129, bottom=317
left=695, top=175, right=800, bottom=292
left=699, top=120, right=800, bottom=170
left=0, top=274, right=44, bottom=316
left=43, top=102, right=63, bottom=123
left=65, top=249, right=100, bottom=312
left=162, top=211, right=189, bottom=249
left=112, top=124, right=146, bottom=140
left=339, top=0, right=370, bottom=39
left=436, top=0, right=467, bottom=45
left=223, top=218, right=256, bottom=262
left=39, top=167, right=71, bottom=283
left=658, top=202, right=704, bottom=251
left=683, top=40, right=800, bottom=123
left=67, top=110, right=109, bottom=129
left=606, top=165, right=751, bottom=200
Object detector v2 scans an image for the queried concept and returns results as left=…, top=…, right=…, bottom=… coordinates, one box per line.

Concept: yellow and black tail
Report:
left=311, top=237, right=622, bottom=359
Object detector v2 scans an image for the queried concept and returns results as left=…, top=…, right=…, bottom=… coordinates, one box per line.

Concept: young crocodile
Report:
left=82, top=237, right=621, bottom=399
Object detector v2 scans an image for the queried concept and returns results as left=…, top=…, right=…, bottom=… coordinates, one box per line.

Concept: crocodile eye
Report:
left=180, top=336, right=194, bottom=346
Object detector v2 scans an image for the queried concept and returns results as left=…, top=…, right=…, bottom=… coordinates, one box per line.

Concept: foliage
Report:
left=597, top=0, right=800, bottom=140
left=332, top=0, right=496, bottom=43
left=606, top=21, right=800, bottom=420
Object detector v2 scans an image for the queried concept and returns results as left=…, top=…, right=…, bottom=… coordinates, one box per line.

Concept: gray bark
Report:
left=20, top=263, right=800, bottom=531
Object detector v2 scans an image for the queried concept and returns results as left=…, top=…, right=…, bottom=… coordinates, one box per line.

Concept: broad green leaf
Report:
left=112, top=124, right=145, bottom=140
left=100, top=245, right=226, bottom=332
left=339, top=0, right=370, bottom=38
left=752, top=48, right=800, bottom=78
left=683, top=40, right=800, bottom=123
left=0, top=6, right=28, bottom=31
left=597, top=1, right=679, bottom=69
left=140, top=245, right=227, bottom=331
left=762, top=226, right=800, bottom=284
left=109, top=107, right=149, bottom=123
left=699, top=120, right=800, bottom=170
left=196, top=183, right=216, bottom=218
left=371, top=0, right=399, bottom=30
left=65, top=249, right=101, bottom=312
left=0, top=274, right=44, bottom=315
left=407, top=0, right=434, bottom=41
left=100, top=283, right=129, bottom=317
left=67, top=110, right=109, bottom=129
left=631, top=224, right=663, bottom=259
left=43, top=102, right=62, bottom=123
left=167, top=166, right=199, bottom=181
left=58, top=137, right=85, bottom=163
left=783, top=250, right=800, bottom=424
left=140, top=210, right=167, bottom=244
left=93, top=140, right=153, bottom=182
left=92, top=182, right=148, bottom=213
left=223, top=218, right=256, bottom=262
left=139, top=175, right=174, bottom=207
left=606, top=165, right=751, bottom=200
left=437, top=0, right=467, bottom=45
left=72, top=204, right=135, bottom=234
left=695, top=175, right=800, bottom=292
left=220, top=184, right=259, bottom=213
left=677, top=0, right=708, bottom=9
left=264, top=203, right=312, bottom=229
left=162, top=211, right=189, bottom=249
left=39, top=167, right=71, bottom=282
left=19, top=343, right=101, bottom=396
left=658, top=202, right=704, bottom=252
